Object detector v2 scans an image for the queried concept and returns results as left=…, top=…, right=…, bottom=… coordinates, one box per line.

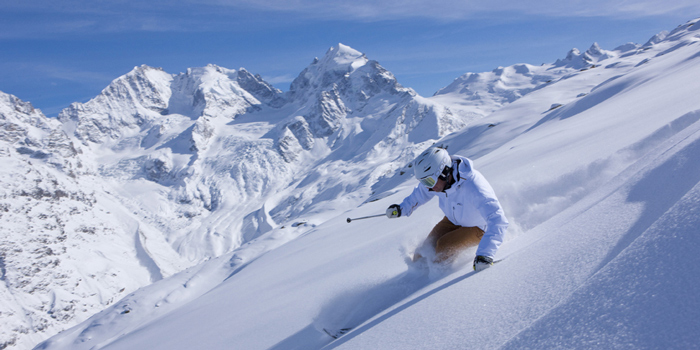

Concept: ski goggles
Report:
left=418, top=174, right=446, bottom=188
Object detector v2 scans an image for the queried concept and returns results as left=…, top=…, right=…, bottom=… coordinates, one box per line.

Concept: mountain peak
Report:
left=317, top=43, right=368, bottom=72
left=326, top=43, right=364, bottom=62
left=587, top=42, right=603, bottom=56
left=644, top=31, right=668, bottom=47
left=0, top=90, right=37, bottom=116
left=288, top=44, right=372, bottom=96
left=553, top=43, right=614, bottom=69
left=125, top=64, right=168, bottom=79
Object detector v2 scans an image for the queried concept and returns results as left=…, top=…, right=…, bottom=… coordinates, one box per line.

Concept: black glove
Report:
left=473, top=255, right=494, bottom=271
left=386, top=204, right=401, bottom=218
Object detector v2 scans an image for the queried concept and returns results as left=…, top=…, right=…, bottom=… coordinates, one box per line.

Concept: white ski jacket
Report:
left=399, top=155, right=508, bottom=258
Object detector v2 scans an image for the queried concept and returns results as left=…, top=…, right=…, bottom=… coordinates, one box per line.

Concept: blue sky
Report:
left=1, top=0, right=698, bottom=117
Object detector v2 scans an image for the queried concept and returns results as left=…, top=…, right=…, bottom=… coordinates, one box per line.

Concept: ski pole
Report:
left=346, top=214, right=384, bottom=223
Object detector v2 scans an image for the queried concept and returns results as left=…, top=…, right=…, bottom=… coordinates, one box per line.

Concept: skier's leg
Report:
left=427, top=216, right=461, bottom=242
left=434, top=226, right=484, bottom=263
left=413, top=216, right=458, bottom=261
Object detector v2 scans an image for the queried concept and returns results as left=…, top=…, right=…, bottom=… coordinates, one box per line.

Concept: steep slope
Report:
left=35, top=17, right=700, bottom=350
left=330, top=18, right=700, bottom=349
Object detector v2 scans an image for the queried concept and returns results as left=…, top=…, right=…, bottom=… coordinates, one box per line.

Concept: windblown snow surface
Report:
left=22, top=17, right=700, bottom=350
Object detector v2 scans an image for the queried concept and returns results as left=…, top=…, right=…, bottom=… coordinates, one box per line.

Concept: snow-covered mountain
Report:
left=54, top=43, right=466, bottom=261
left=0, top=89, right=195, bottom=350
left=1, top=43, right=468, bottom=350
left=429, top=40, right=651, bottom=120
left=2, top=16, right=700, bottom=350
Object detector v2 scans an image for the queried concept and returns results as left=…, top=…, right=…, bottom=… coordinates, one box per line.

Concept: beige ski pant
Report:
left=415, top=216, right=484, bottom=263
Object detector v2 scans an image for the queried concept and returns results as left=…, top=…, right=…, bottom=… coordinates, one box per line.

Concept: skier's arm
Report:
left=398, top=184, right=434, bottom=217
left=475, top=199, right=508, bottom=258
left=469, top=175, right=509, bottom=258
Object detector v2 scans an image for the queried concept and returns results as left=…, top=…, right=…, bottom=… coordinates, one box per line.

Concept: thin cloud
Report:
left=205, top=0, right=700, bottom=20
left=263, top=74, right=297, bottom=85
left=2, top=0, right=699, bottom=39
left=0, top=62, right=115, bottom=85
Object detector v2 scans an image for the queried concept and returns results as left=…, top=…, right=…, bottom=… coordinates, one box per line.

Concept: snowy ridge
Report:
left=59, top=64, right=281, bottom=136
left=430, top=40, right=645, bottom=120
left=2, top=17, right=700, bottom=350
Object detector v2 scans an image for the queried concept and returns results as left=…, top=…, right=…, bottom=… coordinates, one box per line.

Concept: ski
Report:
left=323, top=327, right=352, bottom=339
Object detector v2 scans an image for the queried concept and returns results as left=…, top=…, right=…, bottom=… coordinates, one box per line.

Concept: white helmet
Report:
left=413, top=147, right=452, bottom=188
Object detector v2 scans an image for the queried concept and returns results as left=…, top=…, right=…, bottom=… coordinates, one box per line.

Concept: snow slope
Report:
left=33, top=17, right=700, bottom=350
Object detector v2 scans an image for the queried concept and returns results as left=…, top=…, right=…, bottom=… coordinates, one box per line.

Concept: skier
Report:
left=386, top=147, right=508, bottom=271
